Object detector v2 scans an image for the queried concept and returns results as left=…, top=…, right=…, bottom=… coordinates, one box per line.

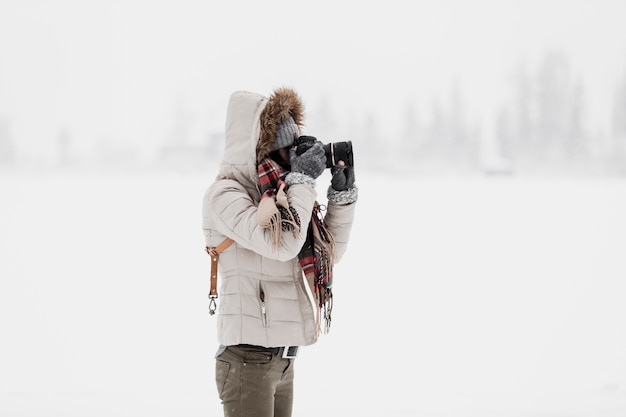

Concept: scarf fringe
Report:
left=259, top=179, right=301, bottom=249
left=310, top=205, right=336, bottom=335
left=265, top=207, right=302, bottom=250
left=315, top=288, right=333, bottom=335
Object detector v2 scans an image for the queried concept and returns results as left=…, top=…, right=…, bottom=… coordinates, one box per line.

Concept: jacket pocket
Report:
left=259, top=283, right=268, bottom=327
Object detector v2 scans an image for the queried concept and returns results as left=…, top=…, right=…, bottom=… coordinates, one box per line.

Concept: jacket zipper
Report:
left=259, top=284, right=268, bottom=327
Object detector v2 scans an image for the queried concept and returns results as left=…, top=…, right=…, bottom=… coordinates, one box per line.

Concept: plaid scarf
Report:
left=257, top=158, right=337, bottom=334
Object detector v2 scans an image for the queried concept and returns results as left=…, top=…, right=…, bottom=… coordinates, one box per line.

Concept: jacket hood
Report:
left=218, top=88, right=305, bottom=199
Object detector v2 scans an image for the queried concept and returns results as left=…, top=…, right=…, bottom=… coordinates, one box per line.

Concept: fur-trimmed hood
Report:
left=257, top=87, right=305, bottom=164
left=218, top=88, right=305, bottom=200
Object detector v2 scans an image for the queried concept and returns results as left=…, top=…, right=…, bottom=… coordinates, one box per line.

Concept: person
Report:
left=202, top=87, right=358, bottom=417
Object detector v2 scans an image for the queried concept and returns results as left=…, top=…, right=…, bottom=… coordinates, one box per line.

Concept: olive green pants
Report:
left=215, top=345, right=295, bottom=417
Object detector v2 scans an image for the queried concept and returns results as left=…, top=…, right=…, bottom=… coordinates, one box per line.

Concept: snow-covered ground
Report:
left=1, top=170, right=626, bottom=417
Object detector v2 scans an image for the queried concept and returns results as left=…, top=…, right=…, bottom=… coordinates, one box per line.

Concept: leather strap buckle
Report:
left=205, top=238, right=234, bottom=315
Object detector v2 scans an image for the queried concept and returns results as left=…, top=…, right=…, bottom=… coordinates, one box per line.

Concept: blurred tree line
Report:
left=349, top=50, right=626, bottom=176
left=2, top=50, right=626, bottom=176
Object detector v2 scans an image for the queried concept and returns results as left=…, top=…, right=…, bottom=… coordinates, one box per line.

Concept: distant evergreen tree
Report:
left=612, top=68, right=626, bottom=154
left=509, top=60, right=535, bottom=158
left=566, top=80, right=587, bottom=158
left=503, top=50, right=591, bottom=172
left=0, top=118, right=15, bottom=166
left=535, top=50, right=590, bottom=162
left=402, top=100, right=421, bottom=160
left=57, top=127, right=72, bottom=167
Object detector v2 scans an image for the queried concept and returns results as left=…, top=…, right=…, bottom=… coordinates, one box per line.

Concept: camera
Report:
left=293, top=135, right=354, bottom=168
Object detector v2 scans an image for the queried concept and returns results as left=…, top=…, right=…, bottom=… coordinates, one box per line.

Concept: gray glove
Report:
left=289, top=142, right=326, bottom=179
left=330, top=164, right=355, bottom=191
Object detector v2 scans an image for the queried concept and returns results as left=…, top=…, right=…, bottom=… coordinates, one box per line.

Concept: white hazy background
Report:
left=2, top=1, right=626, bottom=416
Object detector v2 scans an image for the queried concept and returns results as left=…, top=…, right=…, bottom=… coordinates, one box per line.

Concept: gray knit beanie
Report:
left=273, top=117, right=299, bottom=150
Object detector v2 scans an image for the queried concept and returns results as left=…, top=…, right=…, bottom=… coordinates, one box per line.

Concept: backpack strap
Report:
left=205, top=238, right=235, bottom=315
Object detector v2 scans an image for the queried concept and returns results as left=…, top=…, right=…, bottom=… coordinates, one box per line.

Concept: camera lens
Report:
left=323, top=141, right=353, bottom=168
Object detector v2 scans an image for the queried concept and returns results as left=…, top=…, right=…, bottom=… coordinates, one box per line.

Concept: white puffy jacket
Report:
left=202, top=90, right=356, bottom=348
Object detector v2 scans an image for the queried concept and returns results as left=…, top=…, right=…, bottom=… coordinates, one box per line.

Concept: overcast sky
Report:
left=1, top=0, right=625, bottom=162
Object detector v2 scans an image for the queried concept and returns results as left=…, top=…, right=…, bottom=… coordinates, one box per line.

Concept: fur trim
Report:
left=257, top=87, right=305, bottom=164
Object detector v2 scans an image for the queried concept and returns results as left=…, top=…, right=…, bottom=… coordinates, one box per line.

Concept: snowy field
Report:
left=1, top=170, right=626, bottom=417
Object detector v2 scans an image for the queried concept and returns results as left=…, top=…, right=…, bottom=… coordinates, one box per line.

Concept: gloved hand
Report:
left=330, top=161, right=355, bottom=191
left=289, top=141, right=326, bottom=179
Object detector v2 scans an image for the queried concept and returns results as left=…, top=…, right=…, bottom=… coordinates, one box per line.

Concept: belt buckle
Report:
left=281, top=346, right=299, bottom=359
